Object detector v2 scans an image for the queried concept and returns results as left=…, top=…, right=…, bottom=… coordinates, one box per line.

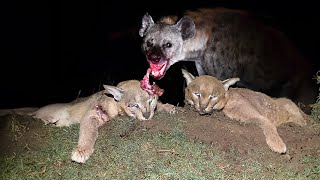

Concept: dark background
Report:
left=1, top=0, right=319, bottom=108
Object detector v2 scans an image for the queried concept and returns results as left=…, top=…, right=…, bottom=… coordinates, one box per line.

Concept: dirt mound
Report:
left=143, top=107, right=320, bottom=171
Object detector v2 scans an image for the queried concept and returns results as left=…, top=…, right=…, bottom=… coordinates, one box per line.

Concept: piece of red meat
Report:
left=140, top=68, right=164, bottom=96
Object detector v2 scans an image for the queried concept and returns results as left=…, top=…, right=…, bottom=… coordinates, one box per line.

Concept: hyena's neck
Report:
left=182, top=26, right=210, bottom=62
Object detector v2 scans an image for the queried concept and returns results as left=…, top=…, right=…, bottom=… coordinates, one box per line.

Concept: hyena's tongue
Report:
left=149, top=62, right=167, bottom=79
left=140, top=68, right=164, bottom=96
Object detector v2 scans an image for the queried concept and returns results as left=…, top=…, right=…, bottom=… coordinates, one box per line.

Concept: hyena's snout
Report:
left=146, top=47, right=163, bottom=63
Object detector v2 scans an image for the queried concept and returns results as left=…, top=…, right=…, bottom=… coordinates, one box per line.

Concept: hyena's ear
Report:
left=181, top=69, right=195, bottom=85
left=175, top=16, right=195, bottom=40
left=139, top=13, right=154, bottom=37
left=221, top=78, right=240, bottom=91
left=103, top=85, right=124, bottom=101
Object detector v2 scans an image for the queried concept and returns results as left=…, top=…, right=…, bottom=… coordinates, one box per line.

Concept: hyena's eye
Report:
left=193, top=92, right=201, bottom=97
left=163, top=42, right=172, bottom=48
left=146, top=41, right=153, bottom=47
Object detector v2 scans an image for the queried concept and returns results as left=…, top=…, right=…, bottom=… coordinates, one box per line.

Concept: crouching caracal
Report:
left=181, top=69, right=308, bottom=154
left=0, top=80, right=175, bottom=163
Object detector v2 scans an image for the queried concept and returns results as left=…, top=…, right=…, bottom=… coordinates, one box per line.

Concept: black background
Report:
left=1, top=0, right=319, bottom=108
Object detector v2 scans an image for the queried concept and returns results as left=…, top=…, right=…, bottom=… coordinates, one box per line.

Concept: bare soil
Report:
left=142, top=107, right=320, bottom=174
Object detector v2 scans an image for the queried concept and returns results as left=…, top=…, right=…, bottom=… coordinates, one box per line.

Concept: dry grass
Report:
left=311, top=70, right=320, bottom=122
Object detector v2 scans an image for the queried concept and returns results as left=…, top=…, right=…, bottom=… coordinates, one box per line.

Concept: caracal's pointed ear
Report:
left=175, top=16, right=195, bottom=40
left=222, top=78, right=240, bottom=91
left=103, top=85, right=124, bottom=101
left=139, top=12, right=154, bottom=37
left=181, top=69, right=195, bottom=85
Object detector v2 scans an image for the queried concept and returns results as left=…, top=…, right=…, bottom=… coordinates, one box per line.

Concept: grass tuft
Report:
left=311, top=70, right=320, bottom=123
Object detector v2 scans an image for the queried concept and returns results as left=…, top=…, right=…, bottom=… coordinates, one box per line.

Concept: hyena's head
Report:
left=139, top=13, right=196, bottom=80
left=182, top=69, right=239, bottom=115
left=103, top=80, right=158, bottom=121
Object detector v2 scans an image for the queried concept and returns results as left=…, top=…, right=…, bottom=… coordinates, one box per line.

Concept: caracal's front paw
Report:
left=265, top=135, right=287, bottom=154
left=71, top=146, right=94, bottom=163
left=161, top=103, right=176, bottom=114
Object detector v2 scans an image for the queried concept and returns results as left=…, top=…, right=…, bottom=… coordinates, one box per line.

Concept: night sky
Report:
left=1, top=0, right=319, bottom=109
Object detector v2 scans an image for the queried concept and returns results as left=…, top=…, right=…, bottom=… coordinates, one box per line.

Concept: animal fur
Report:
left=0, top=80, right=175, bottom=163
left=139, top=7, right=317, bottom=112
left=181, top=69, right=308, bottom=154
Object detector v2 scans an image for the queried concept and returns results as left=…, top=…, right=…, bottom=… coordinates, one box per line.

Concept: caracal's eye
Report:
left=128, top=103, right=140, bottom=108
left=209, top=95, right=217, bottom=100
left=148, top=98, right=153, bottom=105
left=193, top=92, right=201, bottom=97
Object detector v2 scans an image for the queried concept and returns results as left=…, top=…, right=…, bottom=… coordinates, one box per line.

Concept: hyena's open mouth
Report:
left=148, top=60, right=169, bottom=80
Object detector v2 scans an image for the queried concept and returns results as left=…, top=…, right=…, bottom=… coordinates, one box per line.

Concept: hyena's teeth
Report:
left=152, top=71, right=160, bottom=77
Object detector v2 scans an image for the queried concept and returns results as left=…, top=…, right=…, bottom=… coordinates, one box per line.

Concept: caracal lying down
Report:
left=181, top=69, right=307, bottom=154
left=0, top=80, right=175, bottom=163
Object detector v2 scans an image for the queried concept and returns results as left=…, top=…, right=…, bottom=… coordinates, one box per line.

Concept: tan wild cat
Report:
left=181, top=69, right=307, bottom=153
left=0, top=80, right=175, bottom=163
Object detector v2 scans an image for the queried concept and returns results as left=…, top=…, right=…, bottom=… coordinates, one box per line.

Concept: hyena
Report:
left=139, top=7, right=317, bottom=112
